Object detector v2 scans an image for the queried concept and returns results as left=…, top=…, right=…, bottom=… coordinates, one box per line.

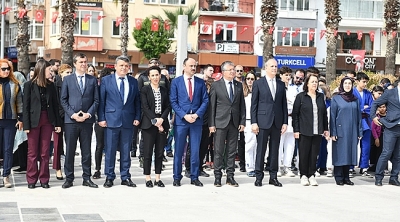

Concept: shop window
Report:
left=74, top=11, right=103, bottom=36
left=275, top=27, right=314, bottom=47
left=277, top=0, right=309, bottom=11
left=340, top=0, right=383, bottom=19
left=336, top=32, right=373, bottom=55
left=213, top=22, right=237, bottom=42
left=112, top=20, right=121, bottom=36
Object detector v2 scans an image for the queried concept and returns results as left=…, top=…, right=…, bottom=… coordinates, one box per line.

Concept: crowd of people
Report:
left=0, top=54, right=399, bottom=189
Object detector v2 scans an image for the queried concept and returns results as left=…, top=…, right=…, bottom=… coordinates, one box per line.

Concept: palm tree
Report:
left=260, top=0, right=278, bottom=64
left=60, top=0, right=76, bottom=65
left=120, top=0, right=129, bottom=56
left=384, top=0, right=400, bottom=75
left=152, top=4, right=199, bottom=35
left=16, top=0, right=29, bottom=75
left=324, top=0, right=341, bottom=84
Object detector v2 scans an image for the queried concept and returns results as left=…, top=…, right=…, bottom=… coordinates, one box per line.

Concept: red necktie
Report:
left=188, top=77, right=193, bottom=101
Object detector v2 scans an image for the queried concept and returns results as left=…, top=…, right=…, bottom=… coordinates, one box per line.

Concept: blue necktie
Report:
left=119, top=77, right=125, bottom=103
left=229, top=81, right=233, bottom=102
left=78, top=76, right=84, bottom=94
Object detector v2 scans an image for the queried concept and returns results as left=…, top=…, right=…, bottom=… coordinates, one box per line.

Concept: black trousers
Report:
left=255, top=124, right=281, bottom=180
left=142, top=126, right=167, bottom=175
left=238, top=131, right=245, bottom=168
left=94, top=123, right=105, bottom=171
left=13, top=141, right=28, bottom=169
left=185, top=125, right=210, bottom=171
left=334, top=165, right=350, bottom=182
left=214, top=120, right=238, bottom=178
left=298, top=134, right=322, bottom=178
left=131, top=125, right=139, bottom=153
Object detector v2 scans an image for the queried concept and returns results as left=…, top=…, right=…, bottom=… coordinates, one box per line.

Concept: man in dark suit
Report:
left=170, top=58, right=209, bottom=187
left=209, top=61, right=246, bottom=187
left=60, top=53, right=99, bottom=188
left=98, top=55, right=141, bottom=188
left=371, top=80, right=400, bottom=186
left=251, top=58, right=288, bottom=187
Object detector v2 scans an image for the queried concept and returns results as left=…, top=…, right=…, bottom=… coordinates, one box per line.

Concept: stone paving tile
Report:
left=20, top=207, right=59, bottom=215
left=106, top=220, right=145, bottom=222
left=22, top=214, right=63, bottom=222
left=0, top=214, right=21, bottom=222
left=63, top=213, right=104, bottom=221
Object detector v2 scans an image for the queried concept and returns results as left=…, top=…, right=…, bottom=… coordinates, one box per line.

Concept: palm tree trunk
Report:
left=384, top=0, right=400, bottom=75
left=120, top=0, right=129, bottom=56
left=385, top=32, right=397, bottom=74
left=61, top=0, right=76, bottom=66
left=263, top=28, right=274, bottom=62
left=260, top=0, right=278, bottom=64
left=324, top=0, right=341, bottom=84
left=16, top=0, right=29, bottom=75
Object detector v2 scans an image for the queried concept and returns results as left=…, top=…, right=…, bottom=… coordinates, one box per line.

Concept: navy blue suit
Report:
left=98, top=74, right=141, bottom=181
left=60, top=73, right=99, bottom=182
left=170, top=75, right=209, bottom=181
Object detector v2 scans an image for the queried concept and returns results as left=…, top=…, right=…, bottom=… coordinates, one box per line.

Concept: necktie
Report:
left=188, top=78, right=193, bottom=102
left=270, top=79, right=276, bottom=100
left=119, top=77, right=125, bottom=103
left=78, top=76, right=84, bottom=94
left=229, top=81, right=234, bottom=102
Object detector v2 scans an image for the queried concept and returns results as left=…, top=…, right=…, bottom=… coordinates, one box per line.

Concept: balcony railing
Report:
left=200, top=0, right=254, bottom=15
left=198, top=40, right=254, bottom=54
left=341, top=10, right=383, bottom=20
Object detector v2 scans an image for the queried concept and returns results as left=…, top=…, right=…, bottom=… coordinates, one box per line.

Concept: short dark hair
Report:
left=380, top=78, right=391, bottom=85
left=347, top=71, right=356, bottom=76
left=356, top=72, right=369, bottom=81
left=49, top=59, right=60, bottom=66
left=295, top=69, right=305, bottom=75
left=100, top=67, right=113, bottom=79
left=307, top=67, right=319, bottom=75
left=371, top=85, right=384, bottom=93
left=149, top=58, right=159, bottom=64
left=73, top=53, right=87, bottom=64
left=148, top=66, right=161, bottom=74
left=318, top=78, right=327, bottom=85
left=303, top=74, right=319, bottom=92
left=279, top=66, right=292, bottom=75
left=204, top=64, right=213, bottom=70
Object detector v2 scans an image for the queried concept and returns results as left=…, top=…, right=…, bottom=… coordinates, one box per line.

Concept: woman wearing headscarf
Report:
left=330, top=77, right=362, bottom=186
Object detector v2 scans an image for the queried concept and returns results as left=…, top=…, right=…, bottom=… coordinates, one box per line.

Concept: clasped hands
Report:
left=72, top=111, right=90, bottom=122
left=209, top=125, right=245, bottom=134
left=251, top=124, right=287, bottom=135
left=184, top=114, right=198, bottom=124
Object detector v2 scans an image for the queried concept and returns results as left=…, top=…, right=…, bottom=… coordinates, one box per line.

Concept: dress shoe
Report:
left=375, top=180, right=383, bottom=186
left=199, top=170, right=210, bottom=177
left=214, top=178, right=222, bottom=187
left=121, top=179, right=137, bottom=187
left=191, top=179, right=203, bottom=187
left=336, top=181, right=344, bottom=186
left=166, top=152, right=173, bottom=157
left=62, top=181, right=73, bottom=189
left=226, top=177, right=239, bottom=187
left=254, top=180, right=262, bottom=187
left=83, top=180, right=98, bottom=188
left=154, top=180, right=165, bottom=187
left=173, top=180, right=181, bottom=187
left=28, top=184, right=36, bottom=189
left=92, top=171, right=101, bottom=179
left=184, top=169, right=190, bottom=178
left=103, top=179, right=114, bottom=188
left=13, top=167, right=26, bottom=174
left=56, top=174, right=64, bottom=180
left=269, top=178, right=282, bottom=187
left=144, top=180, right=153, bottom=187
left=389, top=179, right=400, bottom=186
left=344, top=180, right=354, bottom=186
left=131, top=151, right=136, bottom=157
left=41, top=183, right=50, bottom=189
left=163, top=156, right=168, bottom=162
left=239, top=166, right=246, bottom=172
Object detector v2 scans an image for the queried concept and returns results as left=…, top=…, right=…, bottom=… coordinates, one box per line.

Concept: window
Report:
left=213, top=22, right=237, bottom=42
left=51, top=0, right=58, bottom=7
left=277, top=0, right=309, bottom=11
left=112, top=20, right=121, bottom=36
left=74, top=11, right=103, bottom=36
left=51, top=19, right=60, bottom=36
left=144, top=0, right=157, bottom=3
left=9, top=25, right=17, bottom=46
left=397, top=33, right=400, bottom=54
left=160, top=0, right=185, bottom=5
left=336, top=32, right=374, bottom=55
left=275, top=27, right=314, bottom=47
left=340, top=0, right=383, bottom=19
left=29, top=20, right=44, bottom=40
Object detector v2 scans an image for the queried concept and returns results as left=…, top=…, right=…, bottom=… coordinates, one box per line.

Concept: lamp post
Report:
left=1, top=0, right=6, bottom=59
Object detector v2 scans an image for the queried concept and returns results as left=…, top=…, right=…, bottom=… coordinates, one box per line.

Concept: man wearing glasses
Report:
left=234, top=65, right=246, bottom=172
left=235, top=65, right=244, bottom=82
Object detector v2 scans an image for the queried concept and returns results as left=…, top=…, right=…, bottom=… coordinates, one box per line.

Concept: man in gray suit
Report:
left=371, top=80, right=400, bottom=186
left=209, top=61, right=246, bottom=187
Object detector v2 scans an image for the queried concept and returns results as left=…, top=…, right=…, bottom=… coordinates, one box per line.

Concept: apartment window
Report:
left=275, top=27, right=314, bottom=47
left=213, top=22, right=237, bottom=41
left=51, top=20, right=60, bottom=35
left=112, top=20, right=121, bottom=36
left=278, top=0, right=309, bottom=11
left=160, top=0, right=185, bottom=5
left=144, top=0, right=157, bottom=3
left=74, top=11, right=102, bottom=36
left=397, top=33, right=400, bottom=54
left=9, top=25, right=17, bottom=46
left=29, top=20, right=44, bottom=40
left=340, top=0, right=383, bottom=19
left=336, top=32, right=374, bottom=55
left=51, top=0, right=58, bottom=7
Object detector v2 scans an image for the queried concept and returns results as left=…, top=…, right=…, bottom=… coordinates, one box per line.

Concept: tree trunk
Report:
left=325, top=27, right=337, bottom=84
left=385, top=32, right=397, bottom=74
left=16, top=0, right=29, bottom=75
left=120, top=0, right=129, bottom=56
left=263, top=28, right=274, bottom=64
left=260, top=0, right=278, bottom=65
left=60, top=0, right=76, bottom=66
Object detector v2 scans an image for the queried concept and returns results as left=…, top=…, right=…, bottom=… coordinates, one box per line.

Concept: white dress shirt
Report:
left=116, top=74, right=129, bottom=104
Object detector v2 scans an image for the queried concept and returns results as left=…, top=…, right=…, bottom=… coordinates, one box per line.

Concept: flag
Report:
left=73, top=13, right=76, bottom=19
left=35, top=10, right=44, bottom=22
left=351, top=50, right=366, bottom=72
left=164, top=20, right=170, bottom=31
left=1, top=7, right=11, bottom=15
left=392, top=31, right=397, bottom=38
left=282, top=28, right=289, bottom=37
left=135, top=18, right=143, bottom=30
left=254, top=26, right=262, bottom=35
left=320, top=30, right=326, bottom=39
left=83, top=14, right=91, bottom=23
left=292, top=28, right=300, bottom=37
left=268, top=26, right=275, bottom=35
left=151, top=19, right=159, bottom=31
left=18, top=8, right=27, bottom=19
left=382, top=30, right=387, bottom=36
left=52, top=12, right=59, bottom=23
left=334, top=29, right=338, bottom=36
left=346, top=30, right=351, bottom=35
left=116, top=17, right=123, bottom=27
left=191, top=21, right=197, bottom=26
left=227, top=24, right=235, bottom=28
left=215, top=24, right=223, bottom=35
left=97, top=15, right=106, bottom=21
left=357, top=30, right=363, bottom=40
left=240, top=26, right=248, bottom=34
left=369, top=31, right=375, bottom=42
left=309, top=29, right=315, bottom=41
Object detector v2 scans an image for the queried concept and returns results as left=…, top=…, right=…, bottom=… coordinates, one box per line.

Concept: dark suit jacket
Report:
left=60, top=73, right=99, bottom=124
left=140, top=85, right=171, bottom=130
left=208, top=79, right=246, bottom=128
left=23, top=81, right=61, bottom=130
left=170, top=75, right=209, bottom=126
left=251, top=77, right=288, bottom=129
left=98, top=74, right=141, bottom=128
left=371, top=87, right=400, bottom=129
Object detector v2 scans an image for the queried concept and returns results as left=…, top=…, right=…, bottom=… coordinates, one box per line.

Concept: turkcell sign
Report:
left=257, top=56, right=315, bottom=69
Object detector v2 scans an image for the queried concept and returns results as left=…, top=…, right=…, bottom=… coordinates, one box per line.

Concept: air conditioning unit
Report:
left=37, top=46, right=44, bottom=58
left=258, top=33, right=264, bottom=44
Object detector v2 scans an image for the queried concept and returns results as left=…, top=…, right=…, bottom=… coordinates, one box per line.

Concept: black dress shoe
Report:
left=389, top=179, right=400, bottom=186
left=214, top=178, right=222, bottom=187
left=163, top=156, right=168, bottom=162
left=184, top=170, right=190, bottom=178
left=83, top=180, right=98, bottom=188
left=199, top=170, right=210, bottom=177
left=121, top=179, right=137, bottom=187
left=103, top=179, right=114, bottom=188
left=62, top=181, right=73, bottom=189
left=336, top=181, right=344, bottom=186
left=28, top=184, right=36, bottom=189
left=226, top=177, right=239, bottom=187
left=13, top=167, right=27, bottom=173
left=191, top=179, right=203, bottom=187
left=375, top=180, right=383, bottom=186
left=344, top=180, right=354, bottom=186
left=92, top=171, right=101, bottom=179
left=166, top=152, right=173, bottom=157
left=269, top=178, right=282, bottom=187
left=173, top=180, right=181, bottom=187
left=131, top=151, right=136, bottom=157
left=41, top=183, right=50, bottom=189
left=145, top=180, right=153, bottom=188
left=154, top=180, right=165, bottom=187
left=254, top=180, right=262, bottom=187
left=56, top=174, right=64, bottom=180
left=239, top=166, right=246, bottom=172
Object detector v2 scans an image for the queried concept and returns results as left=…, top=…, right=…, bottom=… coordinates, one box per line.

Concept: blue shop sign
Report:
left=7, top=47, right=18, bottom=59
left=257, top=56, right=315, bottom=69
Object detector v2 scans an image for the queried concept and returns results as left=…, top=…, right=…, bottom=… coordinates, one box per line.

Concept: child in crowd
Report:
left=369, top=86, right=385, bottom=172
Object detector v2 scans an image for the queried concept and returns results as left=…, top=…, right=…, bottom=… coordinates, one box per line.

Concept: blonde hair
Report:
left=59, top=64, right=72, bottom=80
